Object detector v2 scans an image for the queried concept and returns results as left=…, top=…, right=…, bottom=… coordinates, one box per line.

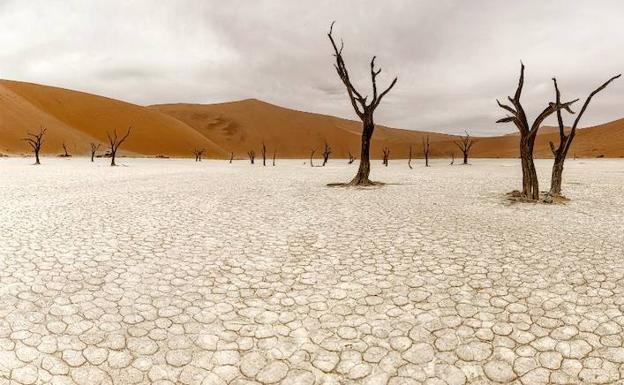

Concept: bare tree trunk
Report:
left=35, top=150, right=40, bottom=165
left=310, top=150, right=315, bottom=167
left=272, top=150, right=276, bottom=166
left=463, top=152, right=468, bottom=165
left=382, top=147, right=389, bottom=166
left=348, top=152, right=355, bottom=164
left=408, top=146, right=413, bottom=169
left=550, top=153, right=565, bottom=196
left=450, top=153, right=455, bottom=165
left=110, top=150, right=117, bottom=167
left=520, top=137, right=539, bottom=200
left=91, top=152, right=95, bottom=162
left=262, top=143, right=266, bottom=166
left=229, top=152, right=234, bottom=163
left=350, top=119, right=374, bottom=185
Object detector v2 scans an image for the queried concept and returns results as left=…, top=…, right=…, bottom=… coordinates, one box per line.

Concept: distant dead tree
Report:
left=328, top=21, right=397, bottom=185
left=450, top=152, right=455, bottom=165
left=454, top=130, right=477, bottom=165
left=382, top=147, right=390, bottom=166
left=272, top=150, right=276, bottom=166
left=193, top=148, right=205, bottom=162
left=247, top=151, right=256, bottom=164
left=229, top=152, right=234, bottom=163
left=408, top=145, right=413, bottom=169
left=90, top=143, right=101, bottom=162
left=310, top=150, right=316, bottom=167
left=23, top=127, right=46, bottom=165
left=261, top=142, right=267, bottom=166
left=106, top=127, right=131, bottom=167
left=422, top=135, right=430, bottom=167
left=548, top=75, right=620, bottom=197
left=348, top=152, right=355, bottom=164
left=496, top=63, right=577, bottom=200
left=60, top=142, right=71, bottom=157
left=322, top=142, right=332, bottom=166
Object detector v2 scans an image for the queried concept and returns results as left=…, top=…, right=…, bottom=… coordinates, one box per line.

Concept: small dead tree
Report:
left=548, top=75, right=620, bottom=197
left=408, top=145, right=413, bottom=169
left=106, top=127, right=131, bottom=166
left=496, top=63, right=577, bottom=200
left=193, top=148, right=205, bottom=162
left=348, top=152, right=355, bottom=164
left=422, top=135, right=430, bottom=167
left=247, top=151, right=256, bottom=164
left=454, top=130, right=477, bottom=165
left=328, top=22, right=397, bottom=185
left=261, top=142, right=267, bottom=166
left=61, top=142, right=71, bottom=157
left=382, top=147, right=390, bottom=166
left=229, top=152, right=234, bottom=163
left=272, top=150, right=276, bottom=166
left=23, top=127, right=46, bottom=165
left=90, top=143, right=101, bottom=162
left=310, top=150, right=316, bottom=167
left=322, top=142, right=332, bottom=166
left=450, top=152, right=455, bottom=165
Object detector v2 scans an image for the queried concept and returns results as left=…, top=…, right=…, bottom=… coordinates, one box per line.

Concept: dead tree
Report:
left=90, top=143, right=101, bottom=162
left=310, top=150, right=316, bottom=167
left=548, top=75, right=619, bottom=196
left=328, top=22, right=397, bottom=185
left=247, top=151, right=256, bottom=164
left=23, top=127, right=46, bottom=165
left=61, top=142, right=71, bottom=157
left=193, top=148, right=205, bottom=162
left=106, top=127, right=131, bottom=167
left=450, top=152, right=455, bottom=165
left=261, top=142, right=267, bottom=166
left=496, top=63, right=577, bottom=200
left=272, top=150, right=276, bottom=166
left=348, top=152, right=355, bottom=164
left=322, top=142, right=332, bottom=166
left=408, top=146, right=413, bottom=169
left=229, top=152, right=234, bottom=163
left=382, top=147, right=390, bottom=166
left=422, top=135, right=430, bottom=167
left=454, top=130, right=476, bottom=165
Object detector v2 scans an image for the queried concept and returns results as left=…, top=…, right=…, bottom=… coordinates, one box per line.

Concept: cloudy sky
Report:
left=0, top=0, right=622, bottom=135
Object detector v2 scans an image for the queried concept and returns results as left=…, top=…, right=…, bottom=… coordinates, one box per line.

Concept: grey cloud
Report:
left=0, top=0, right=623, bottom=135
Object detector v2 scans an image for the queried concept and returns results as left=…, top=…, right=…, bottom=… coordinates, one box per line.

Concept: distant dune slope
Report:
left=1, top=79, right=622, bottom=158
left=0, top=80, right=225, bottom=157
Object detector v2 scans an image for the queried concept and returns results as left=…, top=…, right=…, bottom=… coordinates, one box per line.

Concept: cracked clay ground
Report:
left=1, top=157, right=624, bottom=385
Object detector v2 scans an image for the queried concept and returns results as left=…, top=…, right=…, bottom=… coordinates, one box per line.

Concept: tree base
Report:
left=505, top=190, right=569, bottom=204
left=327, top=180, right=384, bottom=188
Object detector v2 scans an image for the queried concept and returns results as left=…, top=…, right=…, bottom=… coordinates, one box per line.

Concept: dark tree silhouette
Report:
left=261, top=142, right=267, bottom=166
left=193, top=148, right=205, bottom=162
left=328, top=22, right=397, bottom=185
left=422, top=135, right=430, bottom=167
left=450, top=152, right=455, bottom=165
left=90, top=143, right=101, bottom=162
left=382, top=147, right=390, bottom=166
left=229, top=152, right=234, bottom=163
left=60, top=142, right=71, bottom=157
left=496, top=63, right=577, bottom=200
left=272, top=150, right=276, bottom=166
left=23, top=127, right=46, bottom=165
left=408, top=145, right=413, bottom=169
left=454, top=130, right=477, bottom=165
left=549, top=75, right=620, bottom=197
left=247, top=151, right=256, bottom=164
left=348, top=152, right=355, bottom=164
left=106, top=127, right=132, bottom=167
left=322, top=142, right=332, bottom=166
left=310, top=150, right=316, bottom=167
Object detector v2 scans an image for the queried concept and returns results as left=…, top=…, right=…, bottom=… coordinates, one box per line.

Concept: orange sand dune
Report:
left=1, top=79, right=623, bottom=159
left=0, top=80, right=224, bottom=157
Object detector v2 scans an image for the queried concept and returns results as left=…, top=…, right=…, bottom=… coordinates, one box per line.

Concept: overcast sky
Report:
left=0, top=1, right=622, bottom=135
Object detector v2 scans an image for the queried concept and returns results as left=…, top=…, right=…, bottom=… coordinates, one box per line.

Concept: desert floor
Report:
left=1, top=157, right=623, bottom=385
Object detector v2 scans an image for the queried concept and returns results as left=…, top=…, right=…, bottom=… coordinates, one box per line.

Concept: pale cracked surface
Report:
left=1, top=157, right=624, bottom=385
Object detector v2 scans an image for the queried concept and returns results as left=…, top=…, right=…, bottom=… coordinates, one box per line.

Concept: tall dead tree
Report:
left=348, top=152, right=355, bottom=164
left=408, top=145, right=413, bottom=169
left=382, top=147, right=390, bottom=166
left=328, top=22, right=397, bottom=185
left=193, top=148, right=205, bottom=162
left=422, top=135, right=430, bottom=167
left=23, top=127, right=46, bottom=165
left=90, top=143, right=101, bottom=162
left=106, top=127, right=132, bottom=167
left=322, top=142, right=332, bottom=166
left=229, top=152, right=234, bottom=163
left=454, top=130, right=476, bottom=165
left=496, top=63, right=577, bottom=200
left=247, top=151, right=256, bottom=164
left=261, top=142, right=267, bottom=166
left=549, top=75, right=620, bottom=196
